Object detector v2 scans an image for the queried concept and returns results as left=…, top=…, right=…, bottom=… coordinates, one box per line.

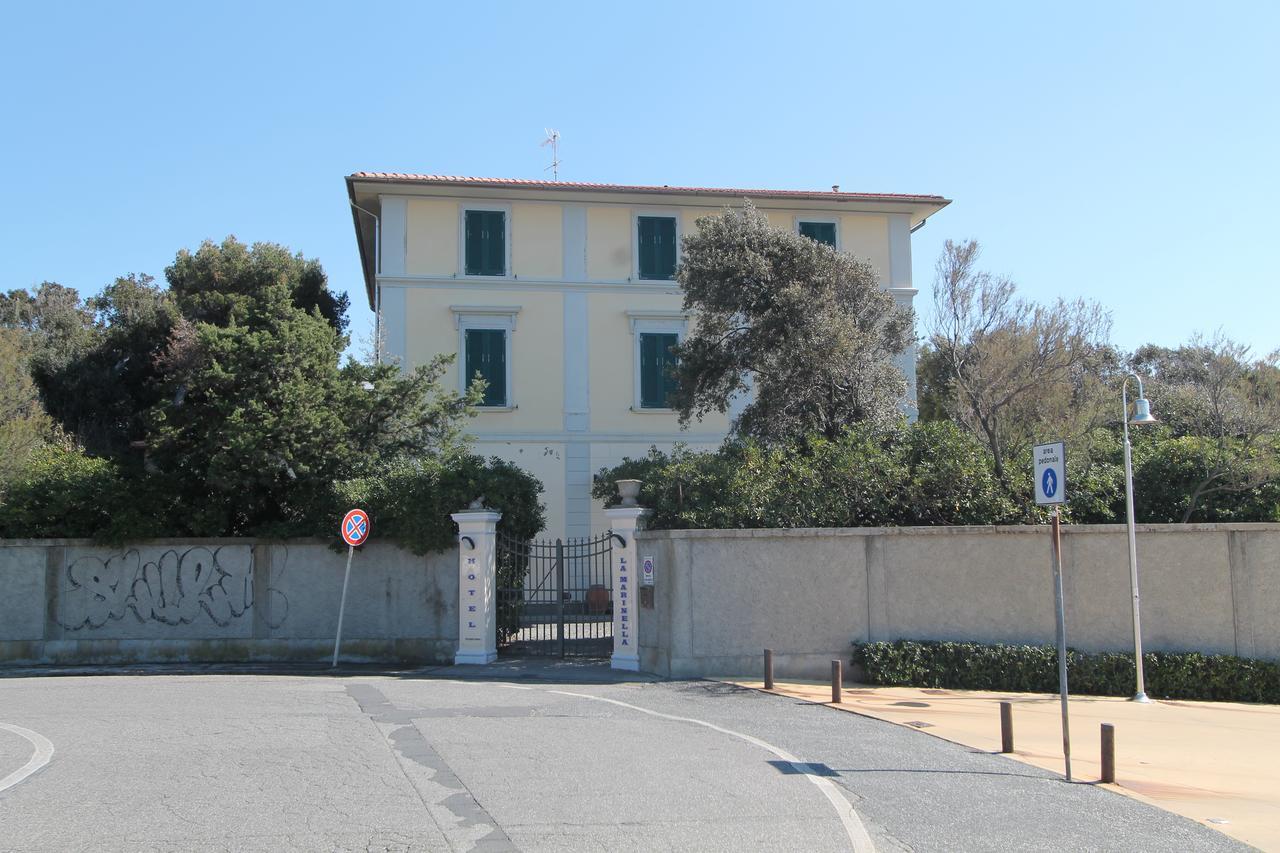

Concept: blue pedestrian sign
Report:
left=1034, top=442, right=1067, bottom=506
left=1042, top=468, right=1058, bottom=498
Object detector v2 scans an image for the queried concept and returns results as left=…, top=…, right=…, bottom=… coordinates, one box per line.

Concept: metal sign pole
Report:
left=332, top=543, right=355, bottom=668
left=1051, top=506, right=1072, bottom=781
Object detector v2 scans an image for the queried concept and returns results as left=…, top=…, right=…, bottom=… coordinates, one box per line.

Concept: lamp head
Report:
left=1129, top=396, right=1157, bottom=425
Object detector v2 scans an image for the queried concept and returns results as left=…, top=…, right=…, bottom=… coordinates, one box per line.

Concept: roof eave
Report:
left=346, top=175, right=377, bottom=309
left=346, top=173, right=950, bottom=207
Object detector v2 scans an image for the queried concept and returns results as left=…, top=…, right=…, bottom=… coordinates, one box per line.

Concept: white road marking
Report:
left=0, top=723, right=54, bottom=794
left=547, top=689, right=876, bottom=853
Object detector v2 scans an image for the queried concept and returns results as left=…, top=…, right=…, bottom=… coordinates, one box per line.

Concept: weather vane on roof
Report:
left=541, top=129, right=561, bottom=180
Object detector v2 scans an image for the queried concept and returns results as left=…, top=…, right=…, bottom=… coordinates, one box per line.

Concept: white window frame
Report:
left=628, top=310, right=688, bottom=412
left=458, top=203, right=513, bottom=279
left=451, top=305, right=520, bottom=409
left=632, top=209, right=682, bottom=282
left=794, top=215, right=841, bottom=251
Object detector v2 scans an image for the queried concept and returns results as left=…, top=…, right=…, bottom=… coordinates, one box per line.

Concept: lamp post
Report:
left=1122, top=373, right=1158, bottom=702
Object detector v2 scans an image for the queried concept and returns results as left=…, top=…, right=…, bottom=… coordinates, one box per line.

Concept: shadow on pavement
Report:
left=0, top=656, right=663, bottom=686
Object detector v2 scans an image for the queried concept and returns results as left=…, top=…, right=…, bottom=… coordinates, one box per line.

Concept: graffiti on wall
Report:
left=59, top=546, right=288, bottom=631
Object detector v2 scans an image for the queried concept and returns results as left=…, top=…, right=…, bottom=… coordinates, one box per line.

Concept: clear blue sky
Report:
left=2, top=1, right=1276, bottom=359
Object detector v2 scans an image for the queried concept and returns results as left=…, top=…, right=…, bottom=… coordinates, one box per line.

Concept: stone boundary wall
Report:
left=634, top=523, right=1280, bottom=679
left=0, top=539, right=458, bottom=666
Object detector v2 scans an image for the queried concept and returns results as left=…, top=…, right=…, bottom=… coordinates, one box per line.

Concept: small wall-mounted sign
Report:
left=642, top=555, right=655, bottom=586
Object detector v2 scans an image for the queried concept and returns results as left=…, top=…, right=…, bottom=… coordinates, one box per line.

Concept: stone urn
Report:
left=616, top=479, right=642, bottom=507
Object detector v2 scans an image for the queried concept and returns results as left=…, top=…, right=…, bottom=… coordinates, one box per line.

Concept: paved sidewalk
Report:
left=725, top=678, right=1278, bottom=851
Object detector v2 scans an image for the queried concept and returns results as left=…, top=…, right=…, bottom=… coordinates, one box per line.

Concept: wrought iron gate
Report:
left=496, top=531, right=613, bottom=657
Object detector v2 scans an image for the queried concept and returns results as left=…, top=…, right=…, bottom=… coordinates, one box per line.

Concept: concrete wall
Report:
left=634, top=524, right=1280, bottom=679
left=0, top=539, right=458, bottom=666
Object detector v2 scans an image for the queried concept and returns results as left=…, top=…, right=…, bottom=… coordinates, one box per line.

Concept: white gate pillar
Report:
left=605, top=484, right=648, bottom=671
left=452, top=509, right=501, bottom=665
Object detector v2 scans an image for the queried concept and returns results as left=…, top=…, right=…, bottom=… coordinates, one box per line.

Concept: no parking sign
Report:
left=334, top=508, right=371, bottom=667
left=341, top=508, right=370, bottom=546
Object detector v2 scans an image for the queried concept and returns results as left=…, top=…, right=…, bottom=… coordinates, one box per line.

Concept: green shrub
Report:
left=594, top=421, right=1025, bottom=529
left=0, top=444, right=174, bottom=542
left=319, top=455, right=544, bottom=554
left=1131, top=431, right=1280, bottom=523
left=852, top=639, right=1280, bottom=704
left=0, top=446, right=545, bottom=553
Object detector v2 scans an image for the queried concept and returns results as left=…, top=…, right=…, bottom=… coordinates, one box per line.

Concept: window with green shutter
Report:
left=464, top=210, right=506, bottom=276
left=464, top=328, right=507, bottom=406
left=639, top=332, right=679, bottom=409
left=637, top=216, right=677, bottom=280
left=799, top=221, right=837, bottom=248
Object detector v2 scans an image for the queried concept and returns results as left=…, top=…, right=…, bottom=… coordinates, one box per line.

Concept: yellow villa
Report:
left=344, top=174, right=950, bottom=540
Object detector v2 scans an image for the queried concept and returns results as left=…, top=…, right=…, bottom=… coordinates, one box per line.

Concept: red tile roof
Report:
left=347, top=173, right=948, bottom=204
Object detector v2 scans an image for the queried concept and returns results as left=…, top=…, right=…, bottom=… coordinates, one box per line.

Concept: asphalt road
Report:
left=0, top=664, right=1250, bottom=852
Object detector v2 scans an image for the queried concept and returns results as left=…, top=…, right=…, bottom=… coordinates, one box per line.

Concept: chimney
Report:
left=831, top=184, right=840, bottom=192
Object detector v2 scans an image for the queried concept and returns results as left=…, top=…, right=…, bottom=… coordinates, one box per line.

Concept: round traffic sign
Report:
left=341, top=509, right=371, bottom=547
left=1042, top=468, right=1058, bottom=499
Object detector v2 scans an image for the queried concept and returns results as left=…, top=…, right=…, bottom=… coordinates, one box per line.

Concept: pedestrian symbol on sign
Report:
left=1042, top=468, right=1058, bottom=499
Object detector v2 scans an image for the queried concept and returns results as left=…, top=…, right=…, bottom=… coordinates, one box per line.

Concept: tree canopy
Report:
left=165, top=237, right=350, bottom=333
left=922, top=240, right=1278, bottom=522
left=1, top=237, right=513, bottom=540
left=1129, top=335, right=1280, bottom=521
left=0, top=327, right=55, bottom=495
left=671, top=202, right=913, bottom=442
left=928, top=239, right=1115, bottom=492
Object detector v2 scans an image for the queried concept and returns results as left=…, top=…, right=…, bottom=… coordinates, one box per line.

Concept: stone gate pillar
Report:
left=452, top=508, right=501, bottom=665
left=605, top=481, right=648, bottom=672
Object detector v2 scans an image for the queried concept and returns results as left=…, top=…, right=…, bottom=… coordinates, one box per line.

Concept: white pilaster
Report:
left=562, top=205, right=587, bottom=281
left=604, top=507, right=648, bottom=671
left=563, top=291, right=589, bottom=431
left=451, top=510, right=502, bottom=665
left=887, top=213, right=912, bottom=290
left=379, top=285, right=407, bottom=368
left=379, top=196, right=407, bottom=276
left=887, top=213, right=919, bottom=421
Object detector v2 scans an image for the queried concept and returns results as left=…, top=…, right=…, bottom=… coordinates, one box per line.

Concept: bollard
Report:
left=831, top=660, right=843, bottom=704
left=1000, top=701, right=1014, bottom=753
left=1101, top=724, right=1116, bottom=783
left=764, top=649, right=775, bottom=691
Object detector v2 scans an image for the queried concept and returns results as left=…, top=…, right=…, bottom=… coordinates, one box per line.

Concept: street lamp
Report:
left=1122, top=373, right=1158, bottom=702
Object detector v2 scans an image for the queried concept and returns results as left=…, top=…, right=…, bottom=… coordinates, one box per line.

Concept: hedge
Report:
left=593, top=421, right=1024, bottom=529
left=851, top=639, right=1280, bottom=704
left=0, top=445, right=545, bottom=552
left=594, top=423, right=1280, bottom=530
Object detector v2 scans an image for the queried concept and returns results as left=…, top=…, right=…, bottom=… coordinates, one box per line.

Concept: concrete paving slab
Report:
left=728, top=679, right=1278, bottom=851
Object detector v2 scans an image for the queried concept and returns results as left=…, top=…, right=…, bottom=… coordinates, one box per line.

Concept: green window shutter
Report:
left=465, top=210, right=505, bottom=276
left=637, top=217, right=655, bottom=279
left=465, top=328, right=507, bottom=406
left=657, top=218, right=676, bottom=278
left=486, top=211, right=505, bottom=275
left=640, top=332, right=679, bottom=408
left=465, top=211, right=482, bottom=274
left=799, top=221, right=837, bottom=248
left=638, top=216, right=677, bottom=280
